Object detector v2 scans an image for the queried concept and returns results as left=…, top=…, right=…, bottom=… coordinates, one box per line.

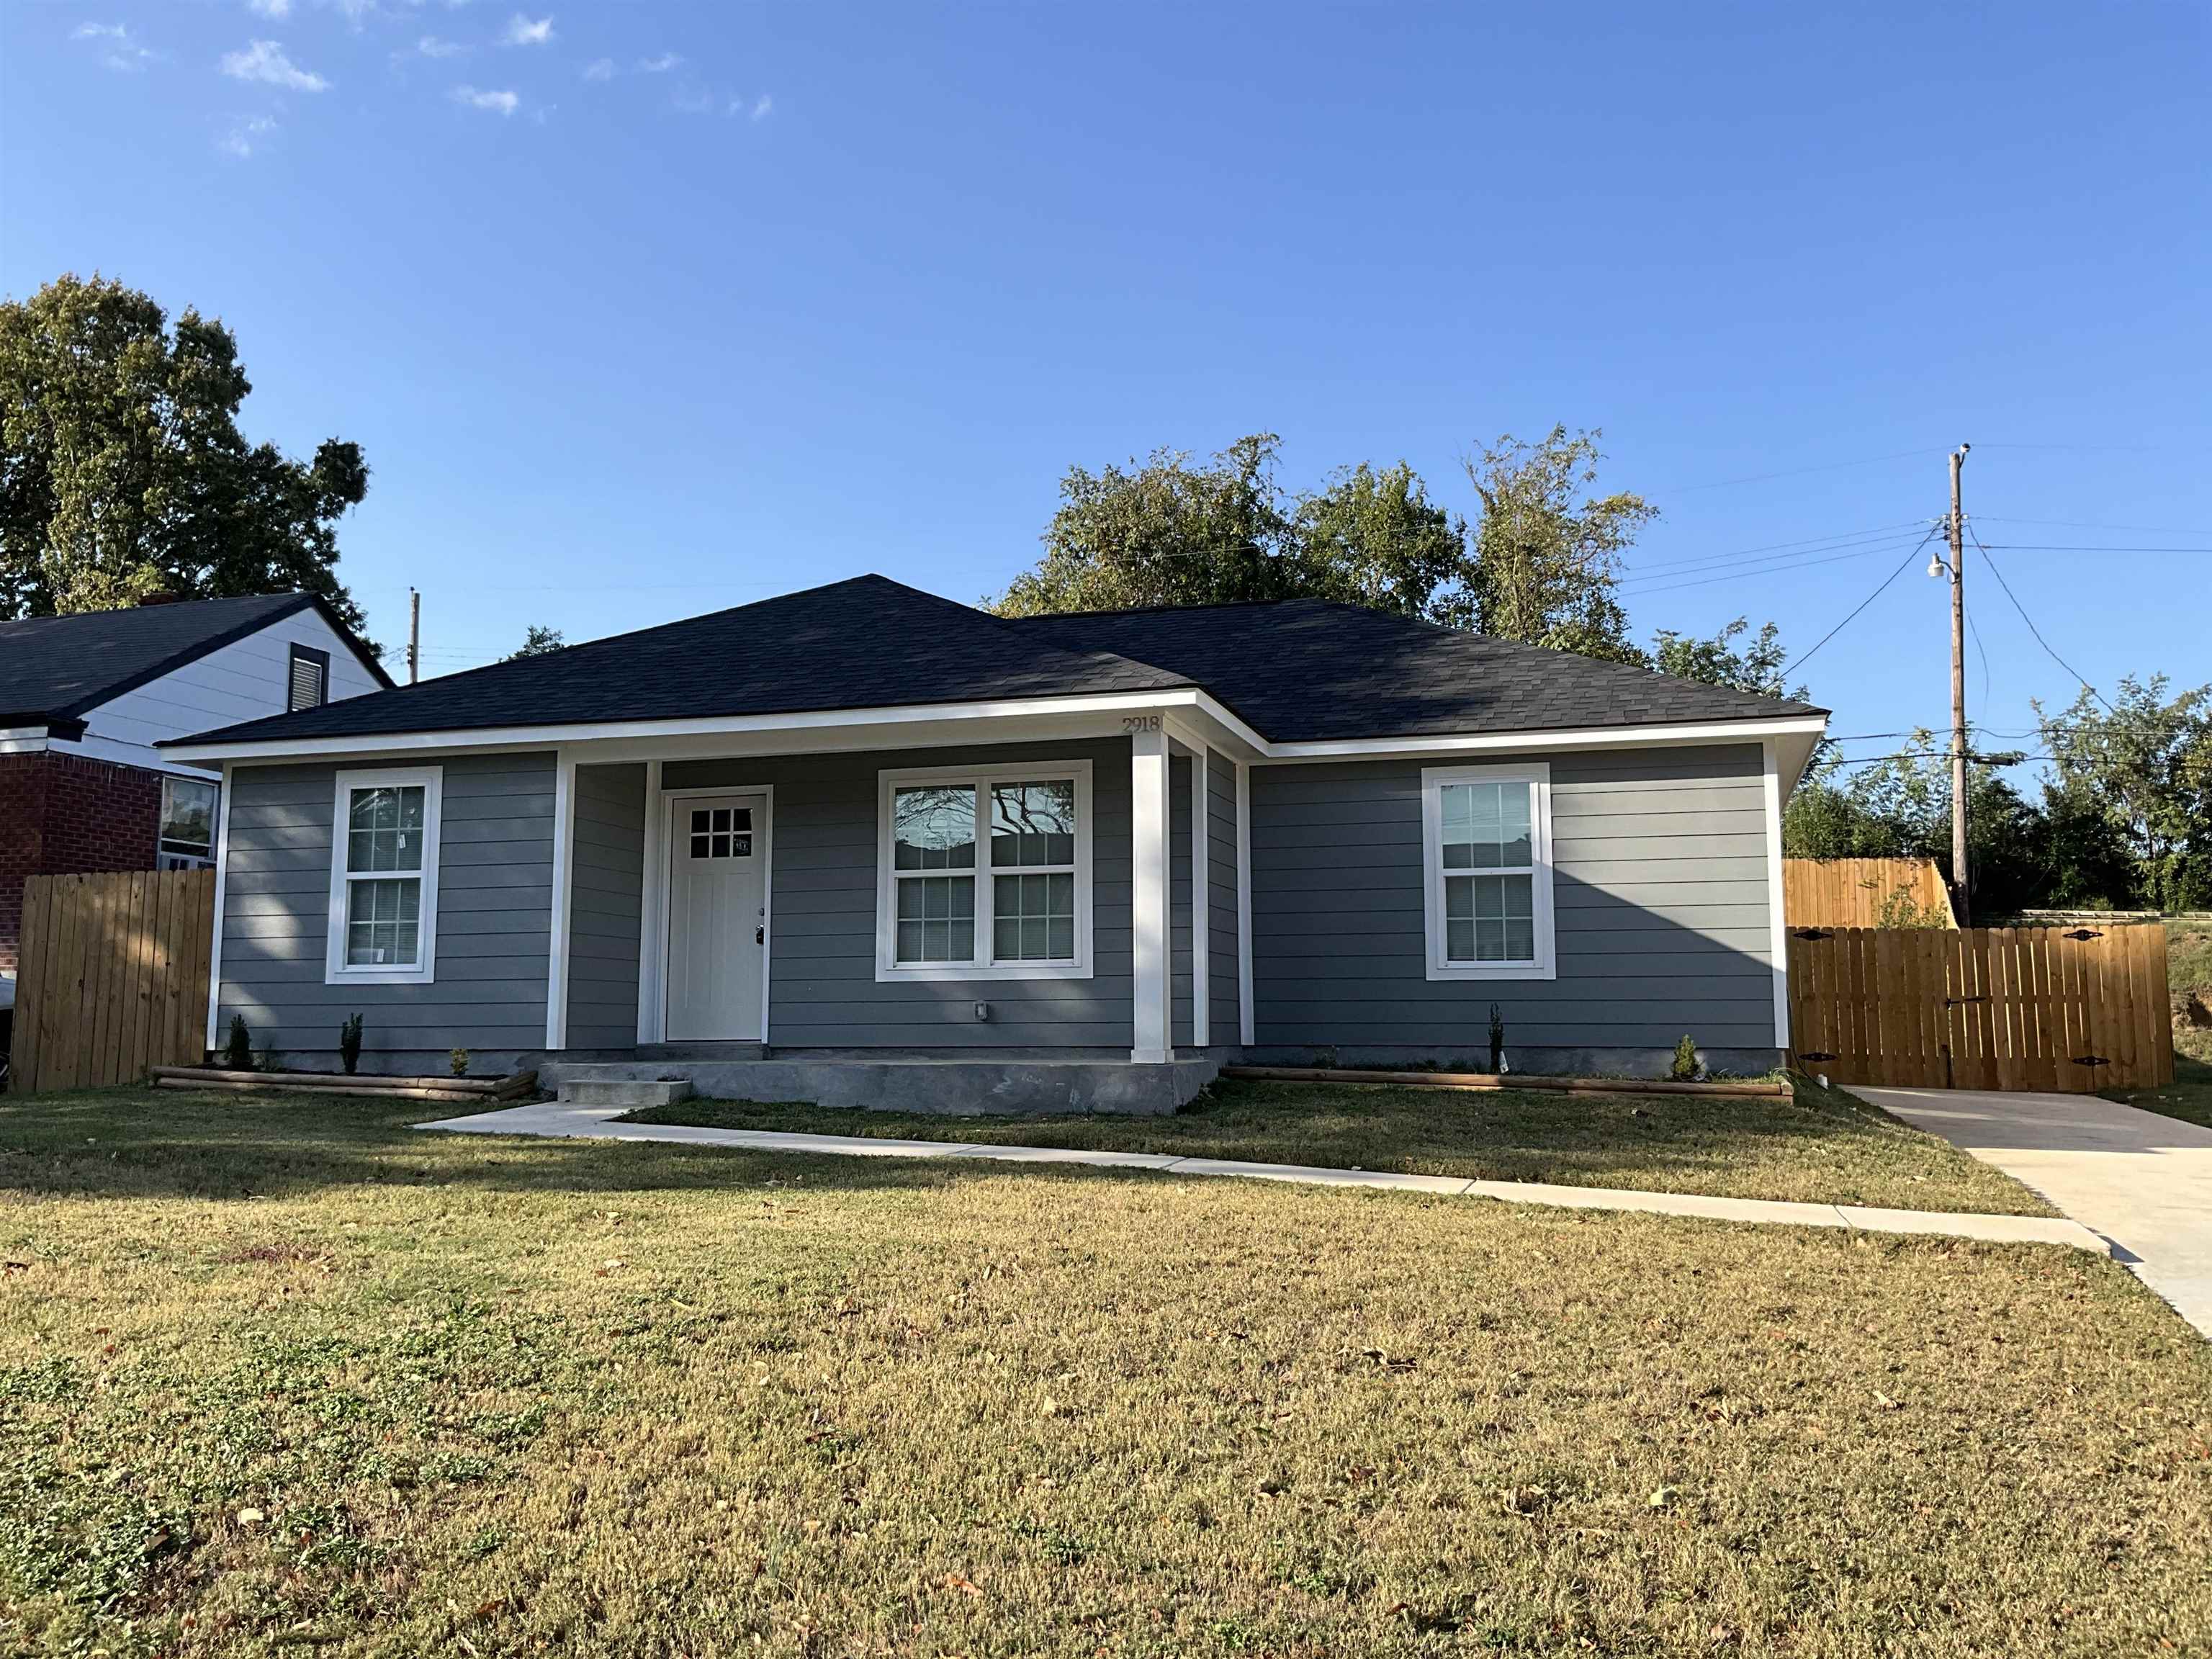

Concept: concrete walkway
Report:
left=1858, top=1086, right=2212, bottom=1337
left=415, top=1099, right=2107, bottom=1254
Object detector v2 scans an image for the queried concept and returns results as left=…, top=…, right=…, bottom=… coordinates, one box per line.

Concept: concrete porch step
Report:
left=556, top=1076, right=696, bottom=1109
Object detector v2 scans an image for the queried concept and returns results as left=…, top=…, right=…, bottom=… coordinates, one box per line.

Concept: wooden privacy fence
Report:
left=1786, top=922, right=2174, bottom=1092
left=10, top=871, right=215, bottom=1094
left=1784, top=858, right=1956, bottom=928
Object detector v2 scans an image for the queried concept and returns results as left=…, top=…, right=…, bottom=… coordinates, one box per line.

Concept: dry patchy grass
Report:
left=2, top=1087, right=2208, bottom=1658
left=628, top=1075, right=2054, bottom=1215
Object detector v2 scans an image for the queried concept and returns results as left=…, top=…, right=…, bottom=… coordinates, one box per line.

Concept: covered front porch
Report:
left=534, top=697, right=1252, bottom=1112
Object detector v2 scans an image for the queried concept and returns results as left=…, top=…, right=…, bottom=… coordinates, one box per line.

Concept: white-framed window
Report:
left=1420, top=763, right=1556, bottom=981
left=325, top=765, right=442, bottom=985
left=158, top=775, right=220, bottom=870
left=875, top=760, right=1093, bottom=981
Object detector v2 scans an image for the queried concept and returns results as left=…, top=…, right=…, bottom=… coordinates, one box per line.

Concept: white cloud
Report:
left=414, top=35, right=465, bottom=57
left=451, top=84, right=519, bottom=114
left=581, top=56, right=614, bottom=81
left=636, top=51, right=679, bottom=73
left=75, top=21, right=156, bottom=70
left=220, top=114, right=277, bottom=157
left=502, top=13, right=552, bottom=46
left=747, top=93, right=772, bottom=122
left=220, top=39, right=329, bottom=90
left=247, top=0, right=292, bottom=18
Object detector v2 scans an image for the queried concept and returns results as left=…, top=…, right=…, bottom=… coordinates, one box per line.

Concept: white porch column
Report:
left=1130, top=717, right=1174, bottom=1063
left=544, top=746, right=577, bottom=1051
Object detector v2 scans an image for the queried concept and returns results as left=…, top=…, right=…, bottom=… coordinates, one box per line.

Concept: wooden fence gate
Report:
left=1786, top=922, right=2174, bottom=1092
left=9, top=871, right=215, bottom=1094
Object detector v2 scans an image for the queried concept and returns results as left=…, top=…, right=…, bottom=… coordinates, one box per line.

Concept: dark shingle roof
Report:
left=166, top=575, right=1822, bottom=751
left=1010, top=599, right=1824, bottom=741
left=0, top=593, right=391, bottom=727
left=173, top=575, right=1192, bottom=746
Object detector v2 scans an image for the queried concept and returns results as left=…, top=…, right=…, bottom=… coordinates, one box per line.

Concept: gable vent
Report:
left=288, top=644, right=331, bottom=711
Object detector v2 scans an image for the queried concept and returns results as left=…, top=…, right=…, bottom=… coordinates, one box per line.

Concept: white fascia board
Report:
left=164, top=687, right=1272, bottom=766
left=1260, top=714, right=1830, bottom=764
left=164, top=690, right=1822, bottom=773
left=1, top=726, right=222, bottom=778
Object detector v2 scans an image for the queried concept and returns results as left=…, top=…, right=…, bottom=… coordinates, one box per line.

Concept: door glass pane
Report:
left=990, top=780, right=1076, bottom=868
left=894, top=786, right=976, bottom=871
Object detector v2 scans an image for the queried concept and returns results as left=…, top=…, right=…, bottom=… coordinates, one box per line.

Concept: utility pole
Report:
left=408, top=588, right=421, bottom=685
left=1946, top=444, right=1970, bottom=925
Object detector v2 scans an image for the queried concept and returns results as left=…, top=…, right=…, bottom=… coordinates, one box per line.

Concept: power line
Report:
left=1976, top=516, right=2212, bottom=537
left=1965, top=526, right=2115, bottom=712
left=1621, top=521, right=1929, bottom=577
left=1975, top=543, right=2212, bottom=554
left=1781, top=526, right=1943, bottom=674
left=1620, top=535, right=1930, bottom=595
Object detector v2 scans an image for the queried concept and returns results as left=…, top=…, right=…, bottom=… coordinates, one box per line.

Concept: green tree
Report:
left=2037, top=675, right=2212, bottom=910
left=1291, top=461, right=1470, bottom=619
left=992, top=433, right=1300, bottom=617
left=505, top=624, right=567, bottom=660
left=0, top=273, right=371, bottom=631
left=1648, top=616, right=1800, bottom=699
left=1459, top=426, right=1653, bottom=662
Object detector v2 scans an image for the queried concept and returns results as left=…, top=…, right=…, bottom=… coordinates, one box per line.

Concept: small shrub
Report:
left=449, top=1048, right=470, bottom=1078
left=222, top=1015, right=254, bottom=1071
left=1670, top=1035, right=1701, bottom=1082
left=1874, top=884, right=1951, bottom=929
left=338, top=1014, right=364, bottom=1075
left=1488, top=1002, right=1506, bottom=1074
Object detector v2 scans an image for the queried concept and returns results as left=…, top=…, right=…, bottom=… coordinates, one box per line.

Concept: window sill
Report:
left=1425, top=961, right=1557, bottom=983
left=875, top=961, right=1094, bottom=984
left=324, top=966, right=438, bottom=987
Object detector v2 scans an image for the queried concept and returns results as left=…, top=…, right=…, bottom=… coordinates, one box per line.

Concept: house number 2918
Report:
left=1122, top=714, right=1162, bottom=733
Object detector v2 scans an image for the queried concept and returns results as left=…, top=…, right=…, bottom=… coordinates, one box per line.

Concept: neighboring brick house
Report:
left=0, top=594, right=391, bottom=994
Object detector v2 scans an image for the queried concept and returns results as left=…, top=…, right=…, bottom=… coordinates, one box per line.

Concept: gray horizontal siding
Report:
left=216, top=752, right=557, bottom=1058
left=1207, top=750, right=1239, bottom=1043
left=1171, top=754, right=1192, bottom=1048
left=1248, top=745, right=1778, bottom=1053
left=665, top=739, right=1133, bottom=1051
left=565, top=762, right=645, bottom=1050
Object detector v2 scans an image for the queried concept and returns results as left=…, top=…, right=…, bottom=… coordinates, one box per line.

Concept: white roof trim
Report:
left=162, top=690, right=1825, bottom=770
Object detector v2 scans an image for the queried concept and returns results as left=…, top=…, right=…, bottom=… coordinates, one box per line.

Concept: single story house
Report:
left=1, top=593, right=389, bottom=994
left=163, top=576, right=1827, bottom=1112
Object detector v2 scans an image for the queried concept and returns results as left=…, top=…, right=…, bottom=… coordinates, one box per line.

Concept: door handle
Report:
left=755, top=925, right=765, bottom=946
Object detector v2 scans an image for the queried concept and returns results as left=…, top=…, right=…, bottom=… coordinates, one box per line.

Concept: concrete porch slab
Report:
left=536, top=1054, right=1221, bottom=1117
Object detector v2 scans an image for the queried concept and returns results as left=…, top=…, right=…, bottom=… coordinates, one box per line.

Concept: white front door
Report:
left=664, top=793, right=767, bottom=1041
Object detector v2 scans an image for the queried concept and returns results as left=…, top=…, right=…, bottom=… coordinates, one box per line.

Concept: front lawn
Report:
left=626, top=1074, right=2056, bottom=1215
left=8, top=1087, right=2204, bottom=1658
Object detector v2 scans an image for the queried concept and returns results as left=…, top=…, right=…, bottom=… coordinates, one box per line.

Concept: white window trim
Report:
left=875, top=759, right=1094, bottom=982
left=1420, top=761, right=1557, bottom=982
left=325, top=765, right=444, bottom=986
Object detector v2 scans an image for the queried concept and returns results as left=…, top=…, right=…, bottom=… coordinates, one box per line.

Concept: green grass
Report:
left=624, top=1074, right=2057, bottom=1215
left=3, top=1087, right=2208, bottom=1658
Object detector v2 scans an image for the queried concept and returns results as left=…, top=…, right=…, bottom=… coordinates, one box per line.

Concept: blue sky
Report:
left=4, top=1, right=2207, bottom=775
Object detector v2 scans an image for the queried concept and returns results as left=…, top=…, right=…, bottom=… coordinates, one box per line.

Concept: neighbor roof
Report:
left=0, top=592, right=392, bottom=729
left=164, top=574, right=1822, bottom=751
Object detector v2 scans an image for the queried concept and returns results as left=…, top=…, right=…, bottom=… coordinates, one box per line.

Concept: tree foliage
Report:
left=2037, top=675, right=2212, bottom=912
left=0, top=274, right=371, bottom=634
left=1648, top=617, right=1801, bottom=701
left=1460, top=426, right=1653, bottom=663
left=505, top=624, right=567, bottom=660
left=990, top=427, right=1655, bottom=647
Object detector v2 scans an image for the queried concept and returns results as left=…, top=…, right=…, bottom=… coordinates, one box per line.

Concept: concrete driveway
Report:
left=1858, top=1086, right=2212, bottom=1339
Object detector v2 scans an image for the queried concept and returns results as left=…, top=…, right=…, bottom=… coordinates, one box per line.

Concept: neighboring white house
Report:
left=0, top=592, right=391, bottom=1003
